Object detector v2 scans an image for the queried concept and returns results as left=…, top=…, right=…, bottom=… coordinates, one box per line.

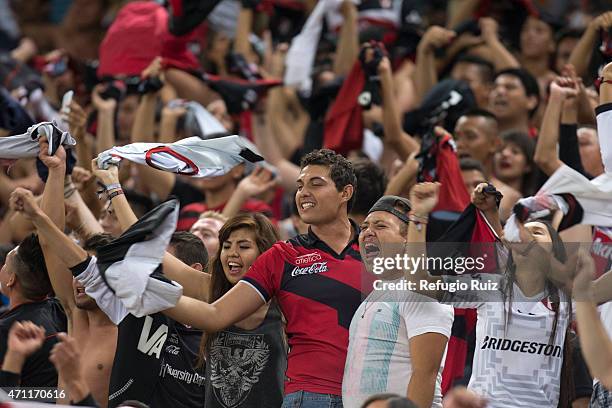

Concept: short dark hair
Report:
left=460, top=157, right=487, bottom=175
left=350, top=158, right=387, bottom=216
left=169, top=231, right=208, bottom=269
left=456, top=54, right=495, bottom=84
left=83, top=233, right=115, bottom=252
left=300, top=149, right=357, bottom=211
left=494, top=68, right=540, bottom=117
left=462, top=107, right=498, bottom=123
left=14, top=234, right=52, bottom=300
left=555, top=28, right=583, bottom=44
left=361, top=393, right=400, bottom=408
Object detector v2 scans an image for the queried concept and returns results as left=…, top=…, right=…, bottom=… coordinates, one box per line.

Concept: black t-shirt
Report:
left=0, top=298, right=67, bottom=388
left=204, top=302, right=286, bottom=408
left=108, top=313, right=205, bottom=408
left=151, top=320, right=205, bottom=408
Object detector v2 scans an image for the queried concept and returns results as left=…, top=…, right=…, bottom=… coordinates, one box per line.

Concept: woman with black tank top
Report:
left=200, top=213, right=287, bottom=408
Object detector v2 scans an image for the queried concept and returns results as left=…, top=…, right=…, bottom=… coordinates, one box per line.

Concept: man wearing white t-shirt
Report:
left=343, top=195, right=454, bottom=408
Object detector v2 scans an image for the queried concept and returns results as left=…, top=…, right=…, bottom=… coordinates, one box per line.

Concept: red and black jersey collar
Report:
left=302, top=218, right=360, bottom=259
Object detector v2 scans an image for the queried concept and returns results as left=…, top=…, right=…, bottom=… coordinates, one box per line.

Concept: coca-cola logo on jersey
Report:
left=291, top=262, right=328, bottom=277
left=295, top=253, right=322, bottom=265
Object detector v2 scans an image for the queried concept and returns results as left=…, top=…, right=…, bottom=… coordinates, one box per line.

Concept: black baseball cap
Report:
left=368, top=195, right=412, bottom=225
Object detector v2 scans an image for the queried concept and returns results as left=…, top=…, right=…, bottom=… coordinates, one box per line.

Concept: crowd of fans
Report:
left=0, top=0, right=612, bottom=408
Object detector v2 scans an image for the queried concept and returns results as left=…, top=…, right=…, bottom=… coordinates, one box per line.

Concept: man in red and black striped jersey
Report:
left=165, top=149, right=376, bottom=407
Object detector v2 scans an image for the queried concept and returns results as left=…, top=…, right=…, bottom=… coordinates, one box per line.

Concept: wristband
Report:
left=595, top=77, right=612, bottom=92
left=108, top=189, right=124, bottom=200
left=409, top=212, right=429, bottom=222
left=104, top=183, right=121, bottom=191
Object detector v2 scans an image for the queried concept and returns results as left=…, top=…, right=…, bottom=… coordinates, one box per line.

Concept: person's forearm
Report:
left=576, top=301, right=612, bottom=386
left=1, top=351, right=26, bottom=375
left=221, top=189, right=248, bottom=219
left=569, top=25, right=598, bottom=79
left=484, top=39, right=520, bottom=71
left=74, top=131, right=90, bottom=169
left=162, top=254, right=210, bottom=301
left=163, top=296, right=229, bottom=333
left=131, top=94, right=157, bottom=143
left=253, top=111, right=300, bottom=192
left=446, top=0, right=480, bottom=29
left=65, top=189, right=104, bottom=238
left=32, top=211, right=88, bottom=268
left=333, top=2, right=359, bottom=77
left=107, top=192, right=138, bottom=232
left=407, top=371, right=437, bottom=408
left=381, top=69, right=419, bottom=159
left=158, top=113, right=179, bottom=144
left=593, top=272, right=612, bottom=305
left=131, top=95, right=176, bottom=199
left=534, top=95, right=563, bottom=176
left=413, top=48, right=437, bottom=106
left=266, top=90, right=302, bottom=158
left=405, top=216, right=441, bottom=298
left=384, top=165, right=416, bottom=196
left=96, top=109, right=116, bottom=154
left=234, top=8, right=256, bottom=63
left=165, top=69, right=219, bottom=107
left=41, top=165, right=66, bottom=229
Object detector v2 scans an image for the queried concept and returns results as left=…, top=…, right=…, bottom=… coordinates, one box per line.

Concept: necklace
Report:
left=360, top=291, right=388, bottom=318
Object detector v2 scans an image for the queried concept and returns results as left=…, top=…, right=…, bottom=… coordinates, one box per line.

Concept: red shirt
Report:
left=242, top=221, right=375, bottom=396
left=176, top=199, right=273, bottom=231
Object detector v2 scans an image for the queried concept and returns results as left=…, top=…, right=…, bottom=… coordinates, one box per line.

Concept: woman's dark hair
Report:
left=500, top=220, right=574, bottom=406
left=499, top=131, right=537, bottom=196
left=197, top=213, right=279, bottom=366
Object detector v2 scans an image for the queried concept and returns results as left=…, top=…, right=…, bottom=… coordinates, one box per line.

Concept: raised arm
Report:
left=252, top=109, right=300, bottom=193
left=222, top=167, right=276, bottom=219
left=534, top=78, right=577, bottom=175
left=91, top=160, right=211, bottom=301
left=163, top=281, right=264, bottom=333
left=91, top=85, right=117, bottom=154
left=569, top=12, right=612, bottom=79
left=404, top=182, right=444, bottom=298
left=573, top=252, right=612, bottom=389
left=384, top=153, right=418, bottom=196
left=413, top=26, right=456, bottom=105
left=333, top=1, right=359, bottom=77
left=379, top=57, right=420, bottom=160
left=131, top=58, right=177, bottom=200
left=446, top=0, right=480, bottom=30
left=478, top=18, right=519, bottom=71
left=158, top=102, right=185, bottom=144
left=65, top=100, right=102, bottom=216
left=233, top=5, right=258, bottom=64
left=33, top=141, right=84, bottom=322
left=10, top=188, right=88, bottom=269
